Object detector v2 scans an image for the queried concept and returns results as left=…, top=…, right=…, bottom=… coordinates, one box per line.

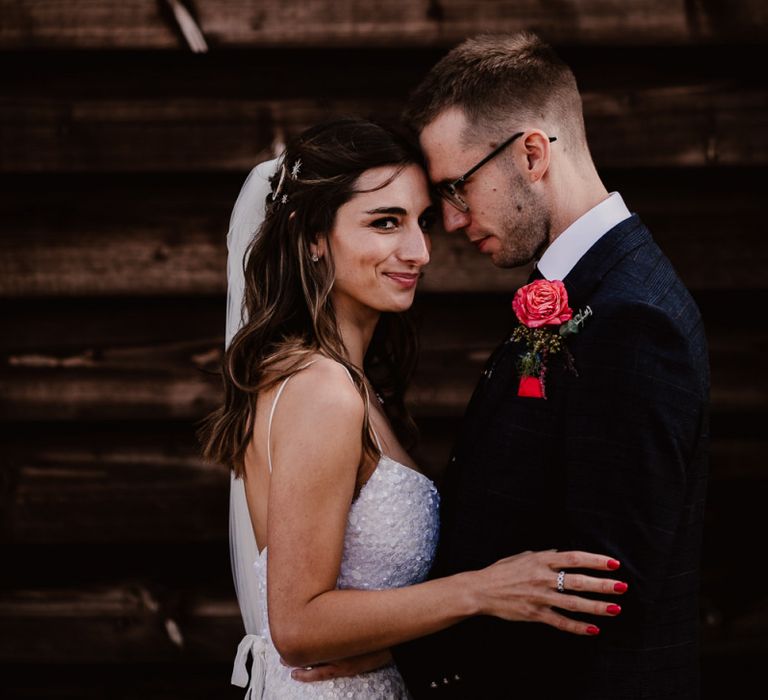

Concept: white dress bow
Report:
left=231, top=633, right=268, bottom=699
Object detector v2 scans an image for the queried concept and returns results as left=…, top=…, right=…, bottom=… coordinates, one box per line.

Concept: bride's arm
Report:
left=267, top=360, right=624, bottom=668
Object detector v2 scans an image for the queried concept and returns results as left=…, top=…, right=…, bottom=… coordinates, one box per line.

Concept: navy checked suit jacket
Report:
left=392, top=215, right=710, bottom=699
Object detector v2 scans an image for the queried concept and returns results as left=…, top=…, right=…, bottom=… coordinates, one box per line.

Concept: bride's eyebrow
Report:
left=364, top=207, right=407, bottom=215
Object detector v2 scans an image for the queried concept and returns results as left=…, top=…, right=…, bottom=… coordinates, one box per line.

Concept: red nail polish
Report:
left=607, top=559, right=621, bottom=570
left=607, top=604, right=621, bottom=615
left=587, top=625, right=600, bottom=635
left=614, top=582, right=628, bottom=593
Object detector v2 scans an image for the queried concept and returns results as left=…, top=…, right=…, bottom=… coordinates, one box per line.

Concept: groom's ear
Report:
left=521, top=130, right=552, bottom=183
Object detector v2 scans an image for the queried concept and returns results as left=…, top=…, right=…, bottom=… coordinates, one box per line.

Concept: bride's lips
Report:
left=383, top=272, right=420, bottom=289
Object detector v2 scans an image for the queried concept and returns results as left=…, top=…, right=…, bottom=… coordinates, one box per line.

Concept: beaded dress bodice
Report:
left=231, top=366, right=440, bottom=699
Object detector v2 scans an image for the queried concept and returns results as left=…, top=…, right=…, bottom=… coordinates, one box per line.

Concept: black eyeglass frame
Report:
left=435, top=131, right=557, bottom=213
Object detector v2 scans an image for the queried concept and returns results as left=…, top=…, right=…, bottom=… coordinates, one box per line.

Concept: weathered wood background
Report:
left=1, top=1, right=766, bottom=697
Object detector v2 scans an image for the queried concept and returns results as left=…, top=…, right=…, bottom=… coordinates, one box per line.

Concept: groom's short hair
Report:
left=405, top=32, right=587, bottom=151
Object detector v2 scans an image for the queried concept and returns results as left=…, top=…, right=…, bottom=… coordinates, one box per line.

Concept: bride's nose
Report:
left=398, top=223, right=430, bottom=266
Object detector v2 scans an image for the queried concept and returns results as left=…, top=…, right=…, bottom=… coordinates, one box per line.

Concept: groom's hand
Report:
left=287, top=649, right=393, bottom=683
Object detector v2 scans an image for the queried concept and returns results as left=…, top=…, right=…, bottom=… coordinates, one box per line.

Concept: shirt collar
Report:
left=536, top=192, right=631, bottom=281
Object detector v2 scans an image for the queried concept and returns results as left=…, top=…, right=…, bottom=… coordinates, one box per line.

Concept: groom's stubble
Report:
left=492, top=168, right=551, bottom=269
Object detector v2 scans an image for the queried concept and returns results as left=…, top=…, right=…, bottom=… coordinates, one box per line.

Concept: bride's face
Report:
left=321, top=163, right=434, bottom=316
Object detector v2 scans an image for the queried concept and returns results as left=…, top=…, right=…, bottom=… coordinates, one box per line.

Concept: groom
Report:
left=390, top=32, right=710, bottom=699
left=299, top=33, right=710, bottom=698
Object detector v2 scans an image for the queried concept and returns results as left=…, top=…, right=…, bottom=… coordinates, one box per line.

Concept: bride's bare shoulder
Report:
left=275, top=355, right=363, bottom=423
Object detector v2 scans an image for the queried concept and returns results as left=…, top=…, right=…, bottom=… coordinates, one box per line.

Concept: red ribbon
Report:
left=518, top=376, right=545, bottom=399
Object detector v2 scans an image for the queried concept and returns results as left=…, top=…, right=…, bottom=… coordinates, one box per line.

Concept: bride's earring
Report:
left=310, top=235, right=324, bottom=263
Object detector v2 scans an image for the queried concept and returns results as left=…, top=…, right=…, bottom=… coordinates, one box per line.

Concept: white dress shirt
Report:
left=536, top=192, right=632, bottom=281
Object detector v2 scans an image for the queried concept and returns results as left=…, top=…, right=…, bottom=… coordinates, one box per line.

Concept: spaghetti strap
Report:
left=266, top=360, right=316, bottom=474
left=267, top=360, right=383, bottom=473
left=340, top=366, right=383, bottom=453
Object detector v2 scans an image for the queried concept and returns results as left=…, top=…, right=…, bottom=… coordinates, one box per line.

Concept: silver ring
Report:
left=303, top=665, right=314, bottom=671
left=556, top=570, right=566, bottom=593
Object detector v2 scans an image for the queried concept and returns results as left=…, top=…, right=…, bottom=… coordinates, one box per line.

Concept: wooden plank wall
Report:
left=1, top=2, right=766, bottom=697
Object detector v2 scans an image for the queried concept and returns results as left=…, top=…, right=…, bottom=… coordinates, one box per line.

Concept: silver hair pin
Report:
left=271, top=163, right=288, bottom=203
left=290, top=158, right=302, bottom=179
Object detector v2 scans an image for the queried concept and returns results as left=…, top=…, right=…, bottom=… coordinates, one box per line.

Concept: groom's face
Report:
left=419, top=107, right=549, bottom=268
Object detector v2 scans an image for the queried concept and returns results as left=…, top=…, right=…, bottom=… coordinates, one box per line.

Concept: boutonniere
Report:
left=511, top=279, right=592, bottom=399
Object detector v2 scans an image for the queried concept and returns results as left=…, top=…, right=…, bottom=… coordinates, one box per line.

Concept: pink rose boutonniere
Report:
left=511, top=279, right=592, bottom=399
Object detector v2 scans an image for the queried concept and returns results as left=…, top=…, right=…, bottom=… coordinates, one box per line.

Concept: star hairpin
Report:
left=271, top=163, right=287, bottom=202
left=290, top=159, right=302, bottom=179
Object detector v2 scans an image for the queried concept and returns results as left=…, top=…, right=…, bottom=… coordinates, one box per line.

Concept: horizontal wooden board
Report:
left=0, top=169, right=765, bottom=297
left=0, top=662, right=244, bottom=700
left=0, top=440, right=764, bottom=663
left=3, top=45, right=762, bottom=100
left=0, top=287, right=763, bottom=355
left=1, top=1, right=767, bottom=49
left=3, top=443, right=229, bottom=544
left=0, top=584, right=242, bottom=663
left=0, top=538, right=231, bottom=587
left=1, top=425, right=764, bottom=544
left=0, top=307, right=768, bottom=421
left=3, top=582, right=763, bottom=667
left=0, top=319, right=764, bottom=422
left=0, top=589, right=768, bottom=680
left=0, top=569, right=765, bottom=665
left=1, top=86, right=766, bottom=173
left=0, top=297, right=229, bottom=354
left=1, top=416, right=765, bottom=667
left=4, top=655, right=761, bottom=699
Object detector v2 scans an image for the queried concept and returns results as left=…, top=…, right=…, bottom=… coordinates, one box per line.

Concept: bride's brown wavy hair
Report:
left=198, top=118, right=426, bottom=479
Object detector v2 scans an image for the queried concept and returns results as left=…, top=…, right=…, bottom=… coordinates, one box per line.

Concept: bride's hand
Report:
left=287, top=649, right=393, bottom=683
left=470, top=550, right=627, bottom=635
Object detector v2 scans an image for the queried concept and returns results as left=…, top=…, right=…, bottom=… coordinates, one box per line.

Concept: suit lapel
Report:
left=561, top=214, right=649, bottom=309
left=454, top=215, right=651, bottom=459
left=452, top=318, right=517, bottom=460
left=457, top=335, right=518, bottom=453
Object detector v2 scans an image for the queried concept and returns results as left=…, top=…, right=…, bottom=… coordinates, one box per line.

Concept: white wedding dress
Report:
left=231, top=364, right=440, bottom=699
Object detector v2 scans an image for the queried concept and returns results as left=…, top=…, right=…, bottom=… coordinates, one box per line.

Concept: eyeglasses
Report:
left=434, top=131, right=557, bottom=213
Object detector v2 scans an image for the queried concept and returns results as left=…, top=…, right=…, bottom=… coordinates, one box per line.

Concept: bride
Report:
left=198, top=119, right=627, bottom=698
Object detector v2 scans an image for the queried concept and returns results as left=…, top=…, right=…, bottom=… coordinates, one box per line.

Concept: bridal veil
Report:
left=225, top=158, right=279, bottom=635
